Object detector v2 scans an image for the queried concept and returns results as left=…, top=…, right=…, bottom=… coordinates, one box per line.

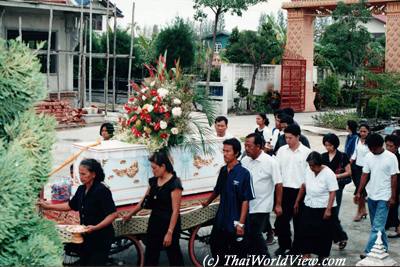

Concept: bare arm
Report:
left=337, top=163, right=352, bottom=179
left=202, top=191, right=218, bottom=207
left=323, top=191, right=336, bottom=220
left=390, top=174, right=398, bottom=207
left=87, top=212, right=118, bottom=233
left=274, top=183, right=283, bottom=216
left=123, top=187, right=150, bottom=219
left=294, top=184, right=305, bottom=214
left=354, top=173, right=369, bottom=203
left=163, top=188, right=182, bottom=247
left=239, top=200, right=249, bottom=225
left=38, top=200, right=71, bottom=211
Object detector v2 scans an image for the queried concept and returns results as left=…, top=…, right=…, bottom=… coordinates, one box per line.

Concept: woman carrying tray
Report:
left=39, top=159, right=117, bottom=266
left=123, top=151, right=184, bottom=266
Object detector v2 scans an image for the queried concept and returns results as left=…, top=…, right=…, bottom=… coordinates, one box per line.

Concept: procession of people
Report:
left=38, top=109, right=400, bottom=266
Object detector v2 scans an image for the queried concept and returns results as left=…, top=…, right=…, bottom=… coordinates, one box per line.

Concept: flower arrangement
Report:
left=118, top=55, right=215, bottom=153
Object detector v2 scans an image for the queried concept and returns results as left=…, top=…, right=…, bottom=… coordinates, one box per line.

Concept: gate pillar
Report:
left=285, top=8, right=316, bottom=111
left=386, top=2, right=400, bottom=72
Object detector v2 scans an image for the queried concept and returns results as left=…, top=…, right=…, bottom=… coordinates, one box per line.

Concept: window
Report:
left=214, top=42, right=222, bottom=53
left=92, top=15, right=103, bottom=31
left=7, top=30, right=57, bottom=74
left=209, top=86, right=223, bottom=96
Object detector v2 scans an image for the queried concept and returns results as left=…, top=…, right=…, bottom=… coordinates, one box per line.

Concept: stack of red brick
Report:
left=35, top=100, right=85, bottom=125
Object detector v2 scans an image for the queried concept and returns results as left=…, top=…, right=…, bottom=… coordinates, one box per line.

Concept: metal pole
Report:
left=105, top=0, right=110, bottom=116
left=89, top=0, right=93, bottom=105
left=127, top=1, right=135, bottom=96
left=78, top=2, right=84, bottom=108
left=82, top=18, right=87, bottom=107
left=18, top=16, right=22, bottom=39
left=46, top=8, right=53, bottom=92
left=112, top=5, right=117, bottom=111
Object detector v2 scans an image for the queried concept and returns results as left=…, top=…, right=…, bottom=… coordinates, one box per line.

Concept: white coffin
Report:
left=62, top=140, right=224, bottom=206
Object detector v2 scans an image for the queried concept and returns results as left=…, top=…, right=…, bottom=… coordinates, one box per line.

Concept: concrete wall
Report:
left=0, top=7, right=78, bottom=93
left=361, top=19, right=386, bottom=35
left=220, top=63, right=282, bottom=110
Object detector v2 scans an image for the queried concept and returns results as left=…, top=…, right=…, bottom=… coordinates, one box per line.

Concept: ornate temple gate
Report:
left=280, top=59, right=306, bottom=112
left=281, top=0, right=400, bottom=112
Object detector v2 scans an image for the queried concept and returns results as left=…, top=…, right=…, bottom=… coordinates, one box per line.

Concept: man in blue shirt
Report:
left=202, top=138, right=255, bottom=260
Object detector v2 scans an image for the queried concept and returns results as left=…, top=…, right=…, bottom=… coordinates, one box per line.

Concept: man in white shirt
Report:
left=214, top=116, right=234, bottom=139
left=242, top=133, right=283, bottom=257
left=355, top=133, right=399, bottom=258
left=274, top=124, right=311, bottom=256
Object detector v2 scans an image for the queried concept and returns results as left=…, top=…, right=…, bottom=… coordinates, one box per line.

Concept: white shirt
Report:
left=214, top=131, right=235, bottom=140
left=271, top=128, right=281, bottom=148
left=255, top=126, right=272, bottom=143
left=275, top=144, right=311, bottom=189
left=242, top=152, right=282, bottom=213
left=304, top=166, right=339, bottom=208
left=351, top=139, right=370, bottom=167
left=363, top=150, right=399, bottom=201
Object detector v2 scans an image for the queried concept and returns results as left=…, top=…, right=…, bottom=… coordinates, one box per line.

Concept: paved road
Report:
left=51, top=113, right=400, bottom=266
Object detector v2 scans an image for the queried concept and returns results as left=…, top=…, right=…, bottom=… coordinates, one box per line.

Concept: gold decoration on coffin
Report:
left=112, top=161, right=140, bottom=183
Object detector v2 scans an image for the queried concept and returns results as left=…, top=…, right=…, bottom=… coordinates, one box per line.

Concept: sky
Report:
left=113, top=0, right=286, bottom=31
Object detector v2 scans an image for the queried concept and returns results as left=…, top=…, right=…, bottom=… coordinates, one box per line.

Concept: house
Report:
left=202, top=31, right=230, bottom=66
left=362, top=14, right=386, bottom=39
left=0, top=0, right=122, bottom=100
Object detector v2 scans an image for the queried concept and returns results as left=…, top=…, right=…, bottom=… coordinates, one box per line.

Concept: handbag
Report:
left=335, top=152, right=352, bottom=187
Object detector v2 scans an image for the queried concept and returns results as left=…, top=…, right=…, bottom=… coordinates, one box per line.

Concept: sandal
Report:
left=338, top=240, right=347, bottom=250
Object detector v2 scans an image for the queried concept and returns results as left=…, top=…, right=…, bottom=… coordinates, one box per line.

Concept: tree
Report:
left=318, top=1, right=372, bottom=80
left=155, top=17, right=195, bottom=70
left=0, top=39, right=63, bottom=265
left=193, top=0, right=268, bottom=92
left=225, top=22, right=283, bottom=109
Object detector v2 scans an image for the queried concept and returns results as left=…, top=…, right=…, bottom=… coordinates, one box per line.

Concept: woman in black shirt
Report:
left=321, top=134, right=351, bottom=250
left=123, top=151, right=184, bottom=266
left=39, top=159, right=117, bottom=266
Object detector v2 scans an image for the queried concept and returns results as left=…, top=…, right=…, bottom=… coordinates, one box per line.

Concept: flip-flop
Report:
left=338, top=240, right=347, bottom=250
left=388, top=233, right=400, bottom=238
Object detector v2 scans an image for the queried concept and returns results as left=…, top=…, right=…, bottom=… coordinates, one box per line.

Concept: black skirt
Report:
left=297, top=206, right=335, bottom=257
left=351, top=164, right=367, bottom=197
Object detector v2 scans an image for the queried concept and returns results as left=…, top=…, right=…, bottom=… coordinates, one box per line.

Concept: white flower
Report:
left=173, top=98, right=182, bottom=105
left=160, top=120, right=168, bottom=130
left=150, top=81, right=156, bottom=87
left=141, top=87, right=148, bottom=93
left=162, top=105, right=168, bottom=112
left=172, top=107, right=182, bottom=117
left=157, top=88, right=169, bottom=98
left=171, top=127, right=179, bottom=135
left=143, top=104, right=154, bottom=113
left=135, top=107, right=142, bottom=114
left=142, top=95, right=147, bottom=101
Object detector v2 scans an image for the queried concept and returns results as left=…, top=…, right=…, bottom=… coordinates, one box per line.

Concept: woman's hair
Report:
left=392, top=129, right=400, bottom=136
left=347, top=120, right=358, bottom=135
left=306, top=151, right=323, bottom=166
left=257, top=113, right=269, bottom=126
left=359, top=123, right=370, bottom=131
left=366, top=133, right=384, bottom=149
left=322, top=133, right=340, bottom=149
left=100, top=123, right=115, bottom=137
left=80, top=159, right=105, bottom=183
left=149, top=151, right=175, bottom=174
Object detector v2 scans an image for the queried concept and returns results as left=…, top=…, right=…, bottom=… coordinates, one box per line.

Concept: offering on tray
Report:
left=56, top=224, right=88, bottom=244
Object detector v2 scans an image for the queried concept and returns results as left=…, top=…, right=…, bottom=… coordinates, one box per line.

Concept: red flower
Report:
left=154, top=103, right=160, bottom=113
left=123, top=104, right=132, bottom=113
left=128, top=97, right=136, bottom=102
left=154, top=122, right=160, bottom=131
left=127, top=115, right=137, bottom=126
left=150, top=90, right=158, bottom=97
left=131, top=127, right=142, bottom=137
left=164, top=112, right=171, bottom=119
left=160, top=133, right=168, bottom=139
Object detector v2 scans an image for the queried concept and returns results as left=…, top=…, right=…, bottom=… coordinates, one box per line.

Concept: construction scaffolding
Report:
left=12, top=0, right=136, bottom=113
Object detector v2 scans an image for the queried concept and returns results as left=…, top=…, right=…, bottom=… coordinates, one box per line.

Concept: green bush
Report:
left=319, top=74, right=340, bottom=107
left=252, top=93, right=272, bottom=114
left=365, top=97, right=400, bottom=119
left=312, top=111, right=360, bottom=130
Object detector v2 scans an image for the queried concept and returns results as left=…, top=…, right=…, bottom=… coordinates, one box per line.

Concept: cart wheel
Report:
left=108, top=235, right=144, bottom=266
left=188, top=224, right=213, bottom=267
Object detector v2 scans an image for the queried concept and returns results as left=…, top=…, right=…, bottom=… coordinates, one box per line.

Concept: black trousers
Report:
left=210, top=226, right=247, bottom=262
left=274, top=187, right=300, bottom=252
left=248, top=213, right=270, bottom=258
left=332, top=186, right=348, bottom=243
left=144, top=238, right=184, bottom=266
left=263, top=213, right=273, bottom=234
